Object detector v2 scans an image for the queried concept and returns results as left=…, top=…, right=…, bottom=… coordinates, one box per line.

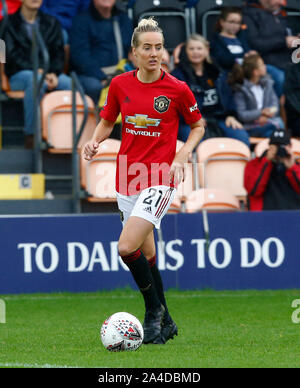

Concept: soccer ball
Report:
left=100, top=312, right=144, bottom=352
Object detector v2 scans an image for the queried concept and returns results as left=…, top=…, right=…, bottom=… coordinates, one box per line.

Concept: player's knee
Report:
left=118, top=242, right=136, bottom=258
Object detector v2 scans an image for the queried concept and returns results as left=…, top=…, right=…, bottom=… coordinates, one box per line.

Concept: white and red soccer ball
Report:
left=100, top=312, right=144, bottom=352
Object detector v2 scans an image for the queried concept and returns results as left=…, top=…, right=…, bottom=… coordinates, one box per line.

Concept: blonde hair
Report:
left=186, top=34, right=212, bottom=64
left=131, top=17, right=164, bottom=48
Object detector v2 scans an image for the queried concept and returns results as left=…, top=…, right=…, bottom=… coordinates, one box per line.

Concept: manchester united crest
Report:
left=154, top=95, right=170, bottom=113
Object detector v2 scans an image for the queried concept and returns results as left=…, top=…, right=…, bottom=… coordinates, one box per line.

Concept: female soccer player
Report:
left=83, top=18, right=205, bottom=344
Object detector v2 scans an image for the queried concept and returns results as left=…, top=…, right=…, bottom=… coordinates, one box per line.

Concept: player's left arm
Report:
left=169, top=119, right=205, bottom=185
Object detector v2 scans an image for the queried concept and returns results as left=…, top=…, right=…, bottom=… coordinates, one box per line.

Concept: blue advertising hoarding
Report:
left=0, top=211, right=299, bottom=294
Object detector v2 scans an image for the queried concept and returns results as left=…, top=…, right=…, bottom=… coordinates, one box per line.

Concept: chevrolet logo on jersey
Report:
left=125, top=114, right=161, bottom=129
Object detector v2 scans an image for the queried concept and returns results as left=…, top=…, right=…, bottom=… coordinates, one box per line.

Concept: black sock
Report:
left=121, top=249, right=161, bottom=311
left=148, top=255, right=171, bottom=322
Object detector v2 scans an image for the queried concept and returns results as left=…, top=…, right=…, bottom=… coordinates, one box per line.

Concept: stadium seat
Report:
left=130, top=0, right=191, bottom=52
left=254, top=137, right=300, bottom=160
left=85, top=160, right=117, bottom=202
left=80, top=138, right=121, bottom=202
left=185, top=188, right=241, bottom=212
left=250, top=137, right=267, bottom=146
left=196, top=137, right=250, bottom=199
left=80, top=138, right=121, bottom=189
left=41, top=91, right=97, bottom=153
left=285, top=0, right=300, bottom=34
left=191, top=0, right=244, bottom=39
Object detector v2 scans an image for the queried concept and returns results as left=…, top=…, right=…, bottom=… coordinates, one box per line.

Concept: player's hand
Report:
left=169, top=151, right=189, bottom=185
left=83, top=141, right=100, bottom=161
left=169, top=161, right=185, bottom=186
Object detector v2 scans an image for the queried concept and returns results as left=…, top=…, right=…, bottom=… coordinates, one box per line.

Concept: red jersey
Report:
left=100, top=69, right=202, bottom=195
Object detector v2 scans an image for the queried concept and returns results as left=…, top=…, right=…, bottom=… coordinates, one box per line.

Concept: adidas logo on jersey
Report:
left=143, top=206, right=152, bottom=214
left=124, top=96, right=130, bottom=103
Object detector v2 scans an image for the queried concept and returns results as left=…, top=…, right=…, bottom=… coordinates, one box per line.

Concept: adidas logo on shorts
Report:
left=143, top=206, right=152, bottom=214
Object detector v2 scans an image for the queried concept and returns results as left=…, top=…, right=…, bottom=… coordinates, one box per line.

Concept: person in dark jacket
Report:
left=242, top=0, right=300, bottom=97
left=69, top=0, right=133, bottom=105
left=3, top=0, right=71, bottom=147
left=244, top=129, right=300, bottom=211
left=171, top=34, right=249, bottom=145
left=284, top=63, right=300, bottom=137
left=210, top=6, right=256, bottom=72
left=40, top=0, right=90, bottom=44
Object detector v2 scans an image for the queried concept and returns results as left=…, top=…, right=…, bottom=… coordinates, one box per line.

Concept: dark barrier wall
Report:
left=0, top=211, right=299, bottom=294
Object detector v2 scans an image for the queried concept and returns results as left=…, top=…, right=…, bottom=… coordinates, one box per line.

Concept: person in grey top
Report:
left=228, top=53, right=285, bottom=138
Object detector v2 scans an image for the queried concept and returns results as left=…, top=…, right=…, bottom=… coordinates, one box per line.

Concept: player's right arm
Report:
left=83, top=118, right=115, bottom=161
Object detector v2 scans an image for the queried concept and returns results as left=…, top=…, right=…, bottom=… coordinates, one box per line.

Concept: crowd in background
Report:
left=0, top=0, right=300, bottom=210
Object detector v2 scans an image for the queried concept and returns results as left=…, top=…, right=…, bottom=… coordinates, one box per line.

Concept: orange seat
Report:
left=41, top=91, right=97, bottom=153
left=80, top=138, right=121, bottom=202
left=254, top=137, right=300, bottom=161
left=250, top=136, right=267, bottom=146
left=185, top=188, right=240, bottom=212
left=196, top=137, right=250, bottom=199
left=80, top=138, right=121, bottom=190
left=85, top=160, right=117, bottom=202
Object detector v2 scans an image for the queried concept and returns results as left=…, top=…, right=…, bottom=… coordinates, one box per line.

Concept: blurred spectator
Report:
left=119, top=47, right=137, bottom=73
left=210, top=6, right=257, bottom=72
left=69, top=0, right=133, bottom=105
left=171, top=34, right=250, bottom=146
left=3, top=0, right=71, bottom=148
left=284, top=63, right=300, bottom=137
left=244, top=129, right=300, bottom=210
left=172, top=42, right=183, bottom=66
left=228, top=53, right=284, bottom=138
left=40, top=0, right=90, bottom=45
left=242, top=0, right=300, bottom=97
left=0, top=0, right=21, bottom=20
left=161, top=48, right=171, bottom=73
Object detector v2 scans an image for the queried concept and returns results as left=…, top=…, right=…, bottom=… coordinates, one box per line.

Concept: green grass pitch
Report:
left=0, top=289, right=300, bottom=368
